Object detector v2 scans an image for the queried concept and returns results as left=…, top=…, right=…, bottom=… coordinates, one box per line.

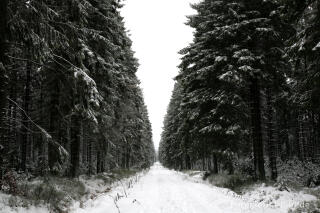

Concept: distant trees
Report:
left=159, top=0, right=320, bottom=181
left=0, top=0, right=155, bottom=180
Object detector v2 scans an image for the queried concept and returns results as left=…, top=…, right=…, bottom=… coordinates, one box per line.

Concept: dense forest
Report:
left=159, top=0, right=320, bottom=182
left=0, top=0, right=155, bottom=183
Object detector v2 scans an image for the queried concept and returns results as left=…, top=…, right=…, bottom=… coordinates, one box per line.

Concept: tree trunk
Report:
left=284, top=108, right=291, bottom=159
left=38, top=83, right=49, bottom=175
left=82, top=125, right=87, bottom=172
left=126, top=140, right=130, bottom=169
left=202, top=143, right=205, bottom=171
left=97, top=151, right=101, bottom=173
left=49, top=79, right=60, bottom=172
left=88, top=135, right=93, bottom=175
left=250, top=75, right=265, bottom=180
left=317, top=112, right=320, bottom=162
left=0, top=63, right=7, bottom=187
left=298, top=110, right=306, bottom=161
left=21, top=59, right=32, bottom=172
left=0, top=0, right=8, bottom=187
left=70, top=115, right=81, bottom=177
left=8, top=61, right=18, bottom=169
left=266, top=87, right=277, bottom=180
left=311, top=112, right=317, bottom=162
left=88, top=136, right=97, bottom=175
left=185, top=154, right=191, bottom=170
left=213, top=154, right=218, bottom=174
left=100, top=150, right=105, bottom=172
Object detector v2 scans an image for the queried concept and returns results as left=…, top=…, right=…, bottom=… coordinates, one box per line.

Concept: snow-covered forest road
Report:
left=74, top=163, right=287, bottom=213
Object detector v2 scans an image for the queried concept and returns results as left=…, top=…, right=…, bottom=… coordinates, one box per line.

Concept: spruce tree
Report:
left=160, top=0, right=290, bottom=180
left=0, top=0, right=155, bottom=180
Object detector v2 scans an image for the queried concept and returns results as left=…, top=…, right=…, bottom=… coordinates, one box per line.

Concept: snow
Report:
left=241, top=184, right=316, bottom=211
left=256, top=28, right=272, bottom=32
left=226, top=125, right=240, bottom=135
left=313, top=42, right=320, bottom=51
left=70, top=163, right=316, bottom=213
left=73, top=67, right=96, bottom=89
left=82, top=44, right=94, bottom=58
left=239, top=65, right=253, bottom=72
left=0, top=163, right=316, bottom=213
left=25, top=1, right=31, bottom=8
left=238, top=56, right=255, bottom=63
left=187, top=63, right=196, bottom=69
left=73, top=66, right=102, bottom=122
left=215, top=56, right=227, bottom=62
left=298, top=37, right=306, bottom=52
left=0, top=193, right=48, bottom=213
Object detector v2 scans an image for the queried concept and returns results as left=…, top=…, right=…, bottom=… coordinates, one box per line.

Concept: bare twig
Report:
left=108, top=195, right=121, bottom=213
left=118, top=179, right=128, bottom=198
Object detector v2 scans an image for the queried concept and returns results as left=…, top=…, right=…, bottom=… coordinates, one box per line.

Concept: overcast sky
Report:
left=121, top=0, right=200, bottom=150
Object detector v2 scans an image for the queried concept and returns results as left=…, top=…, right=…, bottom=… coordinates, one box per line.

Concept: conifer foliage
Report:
left=159, top=0, right=320, bottom=181
left=0, top=0, right=155, bottom=180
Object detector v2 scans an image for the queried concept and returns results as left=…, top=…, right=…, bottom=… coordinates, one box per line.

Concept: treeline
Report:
left=159, top=0, right=320, bottom=181
left=0, top=0, right=155, bottom=181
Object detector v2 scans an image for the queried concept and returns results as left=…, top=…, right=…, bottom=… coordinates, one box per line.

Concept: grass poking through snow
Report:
left=0, top=169, right=142, bottom=213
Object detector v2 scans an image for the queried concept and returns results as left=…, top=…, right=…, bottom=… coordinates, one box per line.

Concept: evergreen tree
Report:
left=160, top=0, right=293, bottom=181
left=0, top=0, right=155, bottom=181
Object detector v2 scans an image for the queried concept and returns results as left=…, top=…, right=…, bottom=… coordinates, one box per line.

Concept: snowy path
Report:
left=73, top=163, right=299, bottom=213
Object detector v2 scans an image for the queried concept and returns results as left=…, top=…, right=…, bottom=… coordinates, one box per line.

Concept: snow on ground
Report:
left=185, top=171, right=316, bottom=212
left=0, top=170, right=146, bottom=213
left=71, top=162, right=316, bottom=213
left=241, top=184, right=316, bottom=211
left=0, top=192, right=48, bottom=213
left=0, top=163, right=316, bottom=213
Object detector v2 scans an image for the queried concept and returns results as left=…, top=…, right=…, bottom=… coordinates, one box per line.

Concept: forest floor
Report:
left=0, top=163, right=318, bottom=213
left=0, top=169, right=146, bottom=213
left=70, top=162, right=316, bottom=213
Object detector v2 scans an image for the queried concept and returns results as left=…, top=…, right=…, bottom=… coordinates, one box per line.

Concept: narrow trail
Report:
left=74, top=163, right=280, bottom=213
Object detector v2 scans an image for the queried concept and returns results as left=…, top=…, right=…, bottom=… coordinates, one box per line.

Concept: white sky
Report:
left=121, top=0, right=200, bottom=150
